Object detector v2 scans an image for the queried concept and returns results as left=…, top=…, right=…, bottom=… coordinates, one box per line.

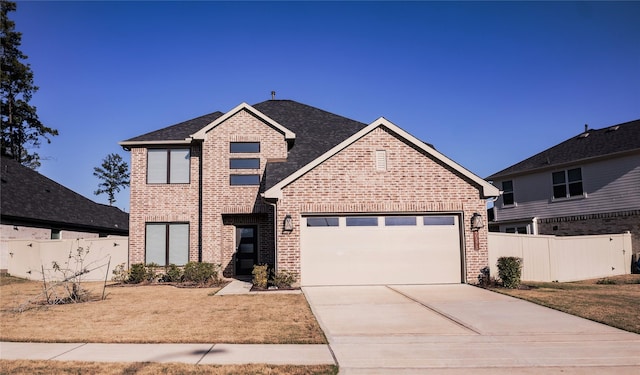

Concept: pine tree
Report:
left=1, top=0, right=58, bottom=169
left=93, top=153, right=130, bottom=206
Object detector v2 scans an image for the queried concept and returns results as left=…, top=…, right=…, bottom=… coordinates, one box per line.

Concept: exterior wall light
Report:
left=283, top=215, right=293, bottom=232
left=471, top=212, right=484, bottom=231
left=470, top=212, right=484, bottom=251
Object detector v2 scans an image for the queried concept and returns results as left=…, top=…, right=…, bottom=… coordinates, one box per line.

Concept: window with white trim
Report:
left=502, top=180, right=514, bottom=205
left=552, top=168, right=583, bottom=199
left=145, top=223, right=189, bottom=266
left=147, top=149, right=190, bottom=184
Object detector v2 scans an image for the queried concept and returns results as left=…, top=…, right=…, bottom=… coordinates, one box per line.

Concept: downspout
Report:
left=197, top=142, right=203, bottom=262
left=531, top=217, right=538, bottom=235
left=262, top=196, right=278, bottom=273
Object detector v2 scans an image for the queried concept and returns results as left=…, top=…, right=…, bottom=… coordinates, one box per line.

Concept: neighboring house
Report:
left=120, top=99, right=499, bottom=286
left=0, top=156, right=129, bottom=240
left=487, top=119, right=640, bottom=256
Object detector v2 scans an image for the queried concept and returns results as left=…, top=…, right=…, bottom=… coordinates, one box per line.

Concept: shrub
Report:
left=252, top=264, right=269, bottom=289
left=183, top=262, right=218, bottom=284
left=162, top=264, right=183, bottom=282
left=111, top=263, right=129, bottom=283
left=271, top=270, right=297, bottom=289
left=128, top=263, right=147, bottom=284
left=145, top=263, right=161, bottom=282
left=497, top=256, right=523, bottom=289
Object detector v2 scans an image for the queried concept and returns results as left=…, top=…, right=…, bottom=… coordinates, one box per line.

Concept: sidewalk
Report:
left=0, top=280, right=334, bottom=366
left=0, top=342, right=335, bottom=365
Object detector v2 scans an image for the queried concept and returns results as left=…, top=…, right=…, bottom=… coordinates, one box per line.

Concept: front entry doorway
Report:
left=235, top=226, right=257, bottom=276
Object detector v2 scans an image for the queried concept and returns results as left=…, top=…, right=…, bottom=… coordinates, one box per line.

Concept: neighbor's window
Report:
left=230, top=174, right=260, bottom=186
left=230, top=142, right=260, bottom=153
left=346, top=217, right=378, bottom=226
left=147, top=149, right=190, bottom=184
left=502, top=180, right=514, bottom=205
left=145, top=223, right=189, bottom=266
left=230, top=158, right=260, bottom=169
left=306, top=217, right=339, bottom=227
left=552, top=168, right=583, bottom=199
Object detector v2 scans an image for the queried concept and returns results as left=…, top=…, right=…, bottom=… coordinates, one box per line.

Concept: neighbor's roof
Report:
left=0, top=156, right=129, bottom=234
left=487, top=119, right=640, bottom=180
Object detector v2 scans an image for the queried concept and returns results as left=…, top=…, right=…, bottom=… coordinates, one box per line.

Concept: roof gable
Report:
left=190, top=102, right=295, bottom=141
left=264, top=117, right=500, bottom=199
left=488, top=119, right=640, bottom=180
left=1, top=156, right=129, bottom=233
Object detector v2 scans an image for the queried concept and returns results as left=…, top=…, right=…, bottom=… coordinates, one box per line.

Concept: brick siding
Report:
left=276, top=126, right=489, bottom=284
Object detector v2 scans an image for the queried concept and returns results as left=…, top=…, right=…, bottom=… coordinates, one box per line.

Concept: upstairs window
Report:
left=230, top=174, right=260, bottom=186
left=230, top=142, right=260, bottom=153
left=552, top=168, right=583, bottom=199
left=147, top=149, right=190, bottom=184
left=230, top=158, right=260, bottom=169
left=502, top=180, right=514, bottom=205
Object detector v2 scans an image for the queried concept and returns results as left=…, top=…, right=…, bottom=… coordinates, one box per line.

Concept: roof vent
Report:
left=271, top=91, right=276, bottom=100
left=606, top=125, right=620, bottom=132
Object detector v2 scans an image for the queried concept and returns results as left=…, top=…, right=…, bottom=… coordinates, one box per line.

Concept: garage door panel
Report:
left=301, top=215, right=462, bottom=286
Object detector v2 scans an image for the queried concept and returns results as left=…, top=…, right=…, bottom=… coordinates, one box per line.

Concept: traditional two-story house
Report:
left=120, top=99, right=499, bottom=285
left=487, top=119, right=640, bottom=256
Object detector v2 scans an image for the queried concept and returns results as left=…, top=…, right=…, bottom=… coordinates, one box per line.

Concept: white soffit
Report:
left=264, top=117, right=499, bottom=199
left=190, top=102, right=296, bottom=141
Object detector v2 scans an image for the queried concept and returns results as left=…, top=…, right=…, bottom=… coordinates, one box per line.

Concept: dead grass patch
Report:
left=492, top=274, right=640, bottom=334
left=0, top=360, right=338, bottom=375
left=0, top=277, right=326, bottom=344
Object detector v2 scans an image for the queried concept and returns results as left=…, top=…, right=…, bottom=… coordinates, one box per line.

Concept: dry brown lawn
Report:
left=0, top=276, right=326, bottom=344
left=492, top=274, right=640, bottom=334
left=0, top=360, right=338, bottom=375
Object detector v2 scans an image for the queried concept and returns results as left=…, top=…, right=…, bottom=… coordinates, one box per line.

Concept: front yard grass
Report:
left=0, top=360, right=338, bottom=375
left=491, top=274, right=640, bottom=334
left=0, top=275, right=326, bottom=344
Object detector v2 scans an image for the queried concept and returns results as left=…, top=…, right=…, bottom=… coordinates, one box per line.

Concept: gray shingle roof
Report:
left=121, top=100, right=367, bottom=189
left=252, top=100, right=366, bottom=189
left=123, top=111, right=224, bottom=143
left=1, top=156, right=129, bottom=234
left=487, top=119, right=640, bottom=180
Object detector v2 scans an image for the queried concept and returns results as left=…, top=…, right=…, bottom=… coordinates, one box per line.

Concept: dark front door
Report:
left=235, top=226, right=257, bottom=276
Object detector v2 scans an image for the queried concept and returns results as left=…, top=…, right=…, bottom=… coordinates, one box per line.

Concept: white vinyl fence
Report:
left=488, top=232, right=633, bottom=282
left=0, top=237, right=128, bottom=282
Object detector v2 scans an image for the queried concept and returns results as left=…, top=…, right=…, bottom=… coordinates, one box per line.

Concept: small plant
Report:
left=596, top=278, right=617, bottom=285
left=497, top=256, right=523, bottom=289
left=111, top=263, right=129, bottom=283
left=271, top=269, right=297, bottom=289
left=128, top=263, right=147, bottom=284
left=183, top=262, right=219, bottom=285
left=162, top=264, right=183, bottom=282
left=252, top=264, right=269, bottom=289
left=145, top=263, right=161, bottom=282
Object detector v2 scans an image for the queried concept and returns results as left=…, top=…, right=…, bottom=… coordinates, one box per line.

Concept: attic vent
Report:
left=375, top=150, right=387, bottom=171
left=606, top=125, right=620, bottom=132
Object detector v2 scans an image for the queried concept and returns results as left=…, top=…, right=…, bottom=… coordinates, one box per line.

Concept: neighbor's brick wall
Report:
left=200, top=110, right=286, bottom=275
left=537, top=210, right=640, bottom=256
left=128, top=145, right=201, bottom=265
left=277, top=126, right=489, bottom=284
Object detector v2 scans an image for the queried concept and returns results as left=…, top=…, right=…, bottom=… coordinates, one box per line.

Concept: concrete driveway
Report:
left=303, top=284, right=640, bottom=374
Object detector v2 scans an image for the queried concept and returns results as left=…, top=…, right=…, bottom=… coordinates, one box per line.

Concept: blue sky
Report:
left=12, top=1, right=640, bottom=212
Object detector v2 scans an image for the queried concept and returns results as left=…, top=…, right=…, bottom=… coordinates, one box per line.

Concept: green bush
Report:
left=183, top=262, right=218, bottom=284
left=271, top=270, right=297, bottom=289
left=252, top=264, right=269, bottom=289
left=497, top=257, right=523, bottom=289
left=162, top=264, right=183, bottom=282
left=128, top=263, right=146, bottom=284
left=145, top=263, right=161, bottom=282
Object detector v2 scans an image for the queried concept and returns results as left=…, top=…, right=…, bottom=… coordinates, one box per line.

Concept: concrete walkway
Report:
left=0, top=342, right=334, bottom=365
left=304, top=284, right=640, bottom=374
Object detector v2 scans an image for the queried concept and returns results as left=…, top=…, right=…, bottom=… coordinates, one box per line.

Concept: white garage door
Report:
left=300, top=215, right=463, bottom=286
